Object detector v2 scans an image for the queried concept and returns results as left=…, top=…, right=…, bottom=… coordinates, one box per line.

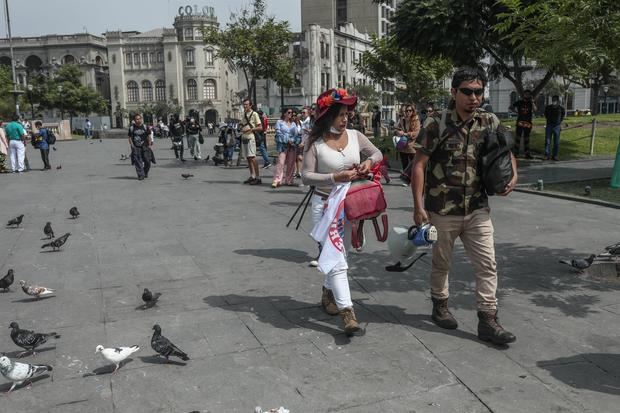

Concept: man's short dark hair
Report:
left=552, top=95, right=560, bottom=101
left=35, top=121, right=43, bottom=127
left=451, top=66, right=487, bottom=89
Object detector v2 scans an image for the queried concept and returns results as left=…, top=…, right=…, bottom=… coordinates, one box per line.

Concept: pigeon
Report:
left=0, top=269, right=14, bottom=291
left=56, top=165, right=62, bottom=170
left=559, top=254, right=596, bottom=271
left=69, top=206, right=80, bottom=219
left=142, top=288, right=161, bottom=308
left=99, top=139, right=102, bottom=143
left=151, top=324, right=189, bottom=362
left=605, top=242, right=620, bottom=255
left=52, top=146, right=57, bottom=151
left=43, top=222, right=54, bottom=239
left=584, top=185, right=592, bottom=196
left=0, top=356, right=52, bottom=393
left=41, top=232, right=71, bottom=251
left=181, top=173, right=194, bottom=179
left=95, top=345, right=140, bottom=373
left=7, top=215, right=24, bottom=228
left=120, top=154, right=128, bottom=161
left=9, top=322, right=61, bottom=357
left=19, top=280, right=55, bottom=299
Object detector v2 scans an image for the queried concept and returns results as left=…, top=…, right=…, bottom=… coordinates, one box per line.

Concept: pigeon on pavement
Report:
left=41, top=232, right=71, bottom=251
left=559, top=254, right=596, bottom=271
left=52, top=146, right=57, bottom=151
left=56, top=165, right=62, bottom=170
left=43, top=222, right=54, bottom=239
left=19, top=280, right=55, bottom=299
left=95, top=345, right=140, bottom=373
left=151, top=324, right=189, bottom=362
left=142, top=288, right=161, bottom=308
left=7, top=215, right=24, bottom=228
left=9, top=322, right=61, bottom=357
left=69, top=207, right=80, bottom=219
left=0, top=269, right=14, bottom=291
left=181, top=173, right=194, bottom=179
left=0, top=356, right=52, bottom=393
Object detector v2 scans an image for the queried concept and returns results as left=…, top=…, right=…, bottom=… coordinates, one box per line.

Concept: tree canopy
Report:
left=203, top=0, right=293, bottom=106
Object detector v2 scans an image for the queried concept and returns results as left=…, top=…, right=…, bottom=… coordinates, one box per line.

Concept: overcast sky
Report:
left=3, top=0, right=301, bottom=37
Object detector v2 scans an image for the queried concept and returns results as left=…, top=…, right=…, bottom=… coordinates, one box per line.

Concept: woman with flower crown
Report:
left=302, top=88, right=382, bottom=336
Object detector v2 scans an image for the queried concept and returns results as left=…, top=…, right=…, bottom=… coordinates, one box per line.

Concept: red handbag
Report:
left=344, top=176, right=389, bottom=249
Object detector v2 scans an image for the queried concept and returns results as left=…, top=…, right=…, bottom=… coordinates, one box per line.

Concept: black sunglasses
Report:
left=458, top=88, right=484, bottom=97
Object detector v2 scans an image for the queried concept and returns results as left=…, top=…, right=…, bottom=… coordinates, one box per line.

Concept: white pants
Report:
left=311, top=194, right=353, bottom=310
left=9, top=140, right=25, bottom=172
left=188, top=134, right=201, bottom=158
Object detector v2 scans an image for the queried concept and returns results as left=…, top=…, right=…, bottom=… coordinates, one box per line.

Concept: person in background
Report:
left=0, top=121, right=8, bottom=172
left=272, top=107, right=300, bottom=188
left=544, top=95, right=566, bottom=161
left=510, top=90, right=536, bottom=159
left=34, top=121, right=52, bottom=170
left=5, top=113, right=28, bottom=173
left=128, top=114, right=153, bottom=180
left=169, top=114, right=186, bottom=162
left=239, top=98, right=262, bottom=185
left=394, top=103, right=421, bottom=183
left=186, top=118, right=202, bottom=160
left=372, top=105, right=382, bottom=138
left=84, top=118, right=93, bottom=139
left=256, top=110, right=271, bottom=168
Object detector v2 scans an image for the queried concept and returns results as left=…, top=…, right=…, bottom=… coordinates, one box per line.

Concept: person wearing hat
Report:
left=302, top=88, right=382, bottom=336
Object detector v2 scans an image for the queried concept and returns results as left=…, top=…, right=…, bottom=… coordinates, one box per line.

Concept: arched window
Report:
left=155, top=80, right=166, bottom=101
left=0, top=56, right=11, bottom=66
left=142, top=80, right=153, bottom=101
left=25, top=55, right=43, bottom=72
left=187, top=79, right=197, bottom=100
left=184, top=28, right=193, bottom=40
left=95, top=56, right=104, bottom=66
left=185, top=48, right=195, bottom=66
left=203, top=79, right=216, bottom=99
left=63, top=55, right=76, bottom=65
left=204, top=48, right=214, bottom=66
left=127, top=81, right=139, bottom=102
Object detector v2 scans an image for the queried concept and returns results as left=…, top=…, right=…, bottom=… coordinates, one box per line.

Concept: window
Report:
left=336, top=0, right=347, bottom=27
left=325, top=43, right=330, bottom=59
left=134, top=53, right=139, bottom=64
left=127, top=81, right=139, bottom=102
left=126, top=53, right=132, bottom=64
left=204, top=49, right=214, bottom=66
left=187, top=79, right=197, bottom=100
left=320, top=41, right=324, bottom=59
left=149, top=53, right=154, bottom=64
left=111, top=54, right=116, bottom=64
left=294, top=72, right=302, bottom=87
left=185, top=48, right=195, bottom=66
left=341, top=47, right=346, bottom=63
left=351, top=50, right=355, bottom=63
left=141, top=53, right=147, bottom=64
left=184, top=28, right=193, bottom=40
left=155, top=80, right=166, bottom=101
left=142, top=80, right=153, bottom=101
left=194, top=28, right=202, bottom=39
left=157, top=52, right=163, bottom=63
left=203, top=79, right=216, bottom=99
left=336, top=46, right=341, bottom=63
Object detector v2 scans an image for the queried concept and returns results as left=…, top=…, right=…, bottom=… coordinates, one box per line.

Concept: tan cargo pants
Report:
left=429, top=207, right=498, bottom=310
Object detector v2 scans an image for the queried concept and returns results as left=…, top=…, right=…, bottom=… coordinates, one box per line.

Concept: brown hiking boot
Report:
left=431, top=297, right=458, bottom=329
left=477, top=310, right=516, bottom=345
left=340, top=307, right=360, bottom=336
left=321, top=286, right=339, bottom=316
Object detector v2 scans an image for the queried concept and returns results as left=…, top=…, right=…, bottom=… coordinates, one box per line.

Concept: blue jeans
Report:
left=258, top=140, right=270, bottom=165
left=545, top=124, right=561, bottom=157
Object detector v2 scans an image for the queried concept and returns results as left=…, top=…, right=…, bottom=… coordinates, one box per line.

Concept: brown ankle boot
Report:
left=431, top=297, right=458, bottom=329
left=339, top=307, right=360, bottom=336
left=321, top=286, right=339, bottom=316
left=477, top=309, right=516, bottom=345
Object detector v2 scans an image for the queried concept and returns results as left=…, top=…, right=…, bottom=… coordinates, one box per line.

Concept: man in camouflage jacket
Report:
left=411, top=67, right=518, bottom=346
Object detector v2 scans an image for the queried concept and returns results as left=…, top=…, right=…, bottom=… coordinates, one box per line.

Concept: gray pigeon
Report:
left=142, top=288, right=161, bottom=308
left=151, top=324, right=189, bottom=362
left=41, top=232, right=70, bottom=251
left=69, top=207, right=79, bottom=219
left=0, top=269, right=14, bottom=291
left=10, top=321, right=61, bottom=357
left=559, top=254, right=596, bottom=271
left=0, top=355, right=52, bottom=393
left=7, top=215, right=24, bottom=228
left=43, top=222, right=54, bottom=239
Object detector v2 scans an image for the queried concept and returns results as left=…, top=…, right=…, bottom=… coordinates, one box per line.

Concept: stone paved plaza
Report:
left=0, top=137, right=619, bottom=412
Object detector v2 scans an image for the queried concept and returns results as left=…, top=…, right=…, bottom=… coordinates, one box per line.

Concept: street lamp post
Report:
left=27, top=84, right=35, bottom=120
left=58, top=84, right=64, bottom=120
left=603, top=85, right=609, bottom=114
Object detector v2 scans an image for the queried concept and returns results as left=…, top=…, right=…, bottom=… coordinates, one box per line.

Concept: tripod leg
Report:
left=286, top=187, right=314, bottom=228
left=295, top=187, right=315, bottom=230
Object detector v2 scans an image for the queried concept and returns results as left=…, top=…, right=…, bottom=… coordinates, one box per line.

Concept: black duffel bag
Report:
left=479, top=129, right=514, bottom=195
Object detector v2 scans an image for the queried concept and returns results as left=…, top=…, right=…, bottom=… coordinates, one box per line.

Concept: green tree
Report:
left=203, top=0, right=293, bottom=106
left=355, top=35, right=452, bottom=104
left=347, top=84, right=381, bottom=113
left=391, top=0, right=556, bottom=97
left=0, top=65, right=16, bottom=118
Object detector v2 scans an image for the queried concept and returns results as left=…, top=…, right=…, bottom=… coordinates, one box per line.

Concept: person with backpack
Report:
left=301, top=88, right=382, bottom=336
left=411, top=67, right=517, bottom=346
left=33, top=121, right=52, bottom=170
left=169, top=114, right=186, bottom=162
left=239, top=98, right=263, bottom=185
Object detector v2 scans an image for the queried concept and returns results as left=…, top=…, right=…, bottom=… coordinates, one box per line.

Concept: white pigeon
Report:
left=19, top=280, right=55, bottom=299
left=95, top=345, right=140, bottom=373
left=0, top=355, right=52, bottom=393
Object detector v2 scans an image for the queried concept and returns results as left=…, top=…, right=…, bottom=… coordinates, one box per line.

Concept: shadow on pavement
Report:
left=139, top=355, right=187, bottom=366
left=0, top=374, right=50, bottom=392
left=83, top=359, right=134, bottom=377
left=234, top=248, right=313, bottom=264
left=3, top=346, right=56, bottom=358
left=537, top=353, right=620, bottom=395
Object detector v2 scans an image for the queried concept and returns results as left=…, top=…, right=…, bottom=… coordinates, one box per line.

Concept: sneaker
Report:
left=249, top=178, right=262, bottom=185
left=243, top=177, right=255, bottom=184
left=194, top=156, right=198, bottom=160
left=181, top=158, right=186, bottom=162
left=262, top=162, right=272, bottom=169
left=309, top=260, right=319, bottom=267
left=138, top=176, right=144, bottom=181
left=294, top=172, right=301, bottom=178
left=197, top=155, right=202, bottom=160
left=552, top=156, right=559, bottom=161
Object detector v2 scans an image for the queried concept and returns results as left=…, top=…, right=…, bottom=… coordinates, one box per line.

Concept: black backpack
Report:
left=479, top=129, right=514, bottom=195
left=47, top=129, right=57, bottom=145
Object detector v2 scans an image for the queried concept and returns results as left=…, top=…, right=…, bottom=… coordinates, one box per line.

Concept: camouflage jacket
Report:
left=416, top=108, right=504, bottom=216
